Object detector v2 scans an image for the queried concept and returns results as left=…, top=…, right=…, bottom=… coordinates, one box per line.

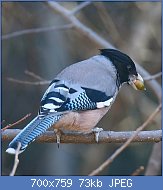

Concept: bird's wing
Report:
left=56, top=55, right=118, bottom=95
left=7, top=79, right=115, bottom=154
left=39, top=79, right=115, bottom=117
left=39, top=56, right=119, bottom=117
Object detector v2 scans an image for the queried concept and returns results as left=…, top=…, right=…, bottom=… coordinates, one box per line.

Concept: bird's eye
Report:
left=127, top=65, right=132, bottom=72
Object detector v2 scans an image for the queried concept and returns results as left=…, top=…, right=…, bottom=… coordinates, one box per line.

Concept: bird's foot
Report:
left=92, top=127, right=103, bottom=143
left=54, top=129, right=61, bottom=148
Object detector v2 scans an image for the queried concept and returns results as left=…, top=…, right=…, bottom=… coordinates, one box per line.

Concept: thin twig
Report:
left=144, top=72, right=162, bottom=81
left=7, top=77, right=50, bottom=85
left=48, top=2, right=161, bottom=101
left=70, top=1, right=91, bottom=15
left=89, top=104, right=161, bottom=176
left=2, top=24, right=73, bottom=40
left=7, top=71, right=162, bottom=86
left=48, top=1, right=114, bottom=48
left=24, top=70, right=45, bottom=81
left=131, top=166, right=144, bottom=176
left=2, top=129, right=162, bottom=144
left=1, top=113, right=31, bottom=132
left=9, top=142, right=21, bottom=176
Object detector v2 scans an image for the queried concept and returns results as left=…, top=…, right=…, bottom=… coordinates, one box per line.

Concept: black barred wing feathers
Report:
left=39, top=80, right=69, bottom=116
left=39, top=80, right=114, bottom=116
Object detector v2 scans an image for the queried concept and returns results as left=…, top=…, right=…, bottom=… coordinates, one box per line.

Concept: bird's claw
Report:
left=54, top=129, right=61, bottom=148
left=92, top=127, right=103, bottom=143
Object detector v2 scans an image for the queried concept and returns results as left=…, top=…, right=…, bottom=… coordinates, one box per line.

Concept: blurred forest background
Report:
left=2, top=1, right=161, bottom=176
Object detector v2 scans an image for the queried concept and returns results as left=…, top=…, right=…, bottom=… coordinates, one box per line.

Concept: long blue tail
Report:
left=6, top=114, right=62, bottom=154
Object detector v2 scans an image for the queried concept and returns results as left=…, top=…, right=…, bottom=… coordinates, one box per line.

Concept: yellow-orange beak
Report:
left=129, top=73, right=146, bottom=90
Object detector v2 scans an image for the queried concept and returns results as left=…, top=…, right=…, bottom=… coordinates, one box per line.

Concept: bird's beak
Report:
left=129, top=73, right=146, bottom=90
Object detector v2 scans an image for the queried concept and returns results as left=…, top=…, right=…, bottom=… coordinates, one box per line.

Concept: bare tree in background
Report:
left=2, top=1, right=161, bottom=176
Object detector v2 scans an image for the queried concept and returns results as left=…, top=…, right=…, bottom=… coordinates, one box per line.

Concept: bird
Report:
left=6, top=49, right=145, bottom=155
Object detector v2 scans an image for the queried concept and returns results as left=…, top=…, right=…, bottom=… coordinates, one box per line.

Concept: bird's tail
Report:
left=6, top=114, right=62, bottom=154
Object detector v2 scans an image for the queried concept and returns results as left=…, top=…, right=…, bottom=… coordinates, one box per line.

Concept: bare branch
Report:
left=1, top=113, right=31, bottom=132
left=2, top=129, right=162, bottom=144
left=2, top=24, right=73, bottom=40
left=70, top=2, right=91, bottom=15
left=88, top=104, right=161, bottom=176
left=48, top=2, right=114, bottom=48
left=9, top=142, right=21, bottom=176
left=48, top=2, right=161, bottom=101
left=8, top=71, right=161, bottom=86
left=24, top=70, right=45, bottom=81
left=7, top=77, right=50, bottom=85
left=7, top=69, right=50, bottom=85
left=131, top=166, right=144, bottom=176
left=144, top=72, right=162, bottom=81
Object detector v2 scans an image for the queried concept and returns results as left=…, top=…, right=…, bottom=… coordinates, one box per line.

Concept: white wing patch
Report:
left=97, top=98, right=114, bottom=108
left=43, top=103, right=60, bottom=109
left=55, top=87, right=69, bottom=91
left=49, top=97, right=64, bottom=103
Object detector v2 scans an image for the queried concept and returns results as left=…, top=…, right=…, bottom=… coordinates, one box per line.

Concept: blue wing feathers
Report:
left=8, top=114, right=62, bottom=151
left=7, top=79, right=113, bottom=153
left=40, top=79, right=112, bottom=115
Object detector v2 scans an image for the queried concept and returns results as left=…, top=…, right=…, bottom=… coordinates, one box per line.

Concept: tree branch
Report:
left=70, top=2, right=91, bottom=15
left=143, top=72, right=162, bottom=81
left=9, top=142, right=21, bottom=176
left=24, top=70, right=45, bottom=81
left=2, top=129, right=162, bottom=144
left=88, top=104, right=161, bottom=176
left=48, top=2, right=161, bottom=102
left=7, top=77, right=50, bottom=85
left=2, top=24, right=73, bottom=40
left=131, top=166, right=144, bottom=176
left=7, top=71, right=162, bottom=86
left=1, top=113, right=31, bottom=132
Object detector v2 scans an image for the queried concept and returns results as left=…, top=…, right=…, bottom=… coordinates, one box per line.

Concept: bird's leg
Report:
left=54, top=129, right=61, bottom=148
left=92, top=127, right=103, bottom=143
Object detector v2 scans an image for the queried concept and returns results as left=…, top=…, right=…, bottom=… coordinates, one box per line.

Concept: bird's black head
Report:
left=100, top=49, right=138, bottom=84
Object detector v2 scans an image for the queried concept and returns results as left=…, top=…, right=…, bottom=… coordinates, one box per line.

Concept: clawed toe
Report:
left=92, top=127, right=103, bottom=143
left=54, top=129, right=61, bottom=148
